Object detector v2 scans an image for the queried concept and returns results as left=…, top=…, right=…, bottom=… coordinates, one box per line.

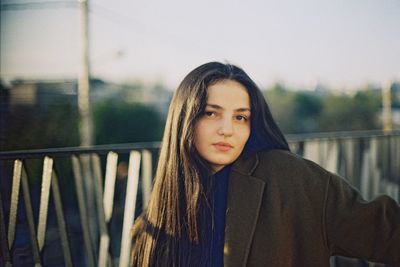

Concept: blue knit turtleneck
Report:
left=210, top=165, right=231, bottom=267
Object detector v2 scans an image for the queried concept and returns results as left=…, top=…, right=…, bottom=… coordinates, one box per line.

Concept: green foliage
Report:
left=264, top=84, right=323, bottom=133
left=93, top=100, right=164, bottom=144
left=317, top=91, right=381, bottom=131
left=263, top=83, right=297, bottom=133
left=1, top=95, right=164, bottom=150
left=1, top=98, right=80, bottom=151
left=391, top=83, right=400, bottom=108
left=263, top=83, right=382, bottom=134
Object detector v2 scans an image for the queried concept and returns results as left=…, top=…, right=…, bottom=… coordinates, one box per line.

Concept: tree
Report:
left=292, top=92, right=323, bottom=132
left=317, top=91, right=380, bottom=131
left=1, top=97, right=79, bottom=151
left=263, top=83, right=297, bottom=133
left=263, top=84, right=323, bottom=134
left=93, top=100, right=164, bottom=144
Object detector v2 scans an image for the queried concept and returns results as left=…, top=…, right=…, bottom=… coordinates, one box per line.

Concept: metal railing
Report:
left=0, top=142, right=160, bottom=267
left=0, top=130, right=399, bottom=267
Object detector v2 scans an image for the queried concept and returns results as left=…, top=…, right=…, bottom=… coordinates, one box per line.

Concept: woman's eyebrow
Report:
left=206, top=103, right=251, bottom=112
left=236, top=107, right=251, bottom=113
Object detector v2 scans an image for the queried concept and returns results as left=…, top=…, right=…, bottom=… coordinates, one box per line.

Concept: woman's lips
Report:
left=213, top=142, right=233, bottom=152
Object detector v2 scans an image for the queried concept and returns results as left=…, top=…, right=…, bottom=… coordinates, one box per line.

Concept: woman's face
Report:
left=194, top=79, right=251, bottom=172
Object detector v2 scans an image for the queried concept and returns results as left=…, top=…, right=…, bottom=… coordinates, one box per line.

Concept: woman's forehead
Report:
left=206, top=80, right=250, bottom=109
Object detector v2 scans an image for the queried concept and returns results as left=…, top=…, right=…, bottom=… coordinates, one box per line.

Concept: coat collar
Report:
left=224, top=152, right=266, bottom=266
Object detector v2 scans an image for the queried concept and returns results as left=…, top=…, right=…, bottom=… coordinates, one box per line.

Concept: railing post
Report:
left=71, top=155, right=96, bottom=267
left=50, top=171, right=73, bottom=267
left=141, top=149, right=152, bottom=209
left=119, top=151, right=141, bottom=267
left=37, top=156, right=53, bottom=251
left=91, top=153, right=112, bottom=267
left=20, top=164, right=42, bottom=266
left=8, top=159, right=22, bottom=249
left=103, top=151, right=118, bottom=223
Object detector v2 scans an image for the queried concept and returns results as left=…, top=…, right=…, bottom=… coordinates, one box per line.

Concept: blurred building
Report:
left=117, top=82, right=172, bottom=116
left=1, top=79, right=172, bottom=116
left=6, top=80, right=76, bottom=109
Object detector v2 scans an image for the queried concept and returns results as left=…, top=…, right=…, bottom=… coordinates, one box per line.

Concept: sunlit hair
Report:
left=131, top=62, right=289, bottom=266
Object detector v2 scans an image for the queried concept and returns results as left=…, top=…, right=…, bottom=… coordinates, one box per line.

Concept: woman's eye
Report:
left=236, top=115, right=247, bottom=121
left=204, top=111, right=215, bottom=117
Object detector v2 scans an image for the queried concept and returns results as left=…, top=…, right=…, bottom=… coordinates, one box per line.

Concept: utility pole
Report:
left=78, top=0, right=93, bottom=146
left=78, top=1, right=97, bottom=265
left=382, top=81, right=393, bottom=133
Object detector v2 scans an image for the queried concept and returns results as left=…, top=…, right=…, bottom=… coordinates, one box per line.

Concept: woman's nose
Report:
left=217, top=118, right=233, bottom=136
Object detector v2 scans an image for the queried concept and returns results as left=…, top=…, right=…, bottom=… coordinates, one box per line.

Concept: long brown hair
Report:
left=131, top=62, right=289, bottom=266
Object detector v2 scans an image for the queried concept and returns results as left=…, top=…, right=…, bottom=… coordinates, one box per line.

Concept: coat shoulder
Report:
left=254, top=149, right=331, bottom=185
left=256, top=149, right=326, bottom=171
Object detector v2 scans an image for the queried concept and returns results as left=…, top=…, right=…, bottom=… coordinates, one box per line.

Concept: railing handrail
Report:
left=1, top=129, right=399, bottom=159
left=285, top=129, right=400, bottom=141
left=0, top=141, right=161, bottom=159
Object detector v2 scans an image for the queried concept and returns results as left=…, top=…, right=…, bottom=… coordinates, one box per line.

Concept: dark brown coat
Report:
left=224, top=150, right=400, bottom=267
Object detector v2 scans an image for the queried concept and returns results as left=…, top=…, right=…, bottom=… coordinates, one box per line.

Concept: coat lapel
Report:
left=224, top=153, right=266, bottom=267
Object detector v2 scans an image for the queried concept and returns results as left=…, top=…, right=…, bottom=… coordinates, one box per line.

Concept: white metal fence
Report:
left=0, top=130, right=399, bottom=267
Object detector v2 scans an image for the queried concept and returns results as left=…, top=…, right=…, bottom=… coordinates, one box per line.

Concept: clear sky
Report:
left=1, top=0, right=399, bottom=90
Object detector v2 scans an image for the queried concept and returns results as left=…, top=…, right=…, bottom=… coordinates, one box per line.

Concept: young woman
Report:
left=131, top=62, right=400, bottom=266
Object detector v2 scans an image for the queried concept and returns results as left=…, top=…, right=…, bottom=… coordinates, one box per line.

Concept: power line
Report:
left=89, top=3, right=216, bottom=56
left=1, top=0, right=212, bottom=55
